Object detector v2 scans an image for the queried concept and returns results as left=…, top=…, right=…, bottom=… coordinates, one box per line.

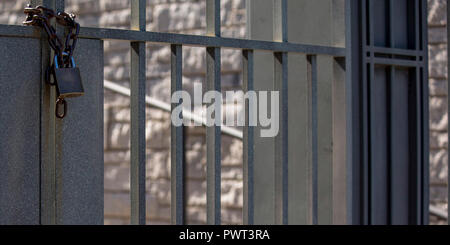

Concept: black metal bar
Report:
left=368, top=0, right=374, bottom=47
left=367, top=7, right=374, bottom=225
left=171, top=44, right=184, bottom=225
left=414, top=0, right=420, bottom=51
left=205, top=0, right=221, bottom=225
left=206, top=46, right=221, bottom=225
left=129, top=36, right=146, bottom=226
left=389, top=0, right=394, bottom=48
left=361, top=0, right=370, bottom=225
left=0, top=25, right=346, bottom=56
left=368, top=60, right=374, bottom=225
left=413, top=0, right=422, bottom=225
left=307, top=55, right=318, bottom=225
left=421, top=0, right=429, bottom=225
left=414, top=65, right=423, bottom=225
left=388, top=66, right=395, bottom=225
left=242, top=49, right=254, bottom=225
left=368, top=46, right=424, bottom=57
left=368, top=57, right=424, bottom=67
left=130, top=0, right=146, bottom=225
left=274, top=52, right=288, bottom=225
left=345, top=0, right=355, bottom=225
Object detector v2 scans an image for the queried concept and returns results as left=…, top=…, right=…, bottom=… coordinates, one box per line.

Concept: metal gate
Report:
left=0, top=0, right=429, bottom=225
left=347, top=0, right=429, bottom=225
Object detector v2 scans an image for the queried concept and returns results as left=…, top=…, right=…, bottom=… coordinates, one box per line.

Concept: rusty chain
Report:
left=24, top=4, right=79, bottom=66
left=24, top=4, right=80, bottom=119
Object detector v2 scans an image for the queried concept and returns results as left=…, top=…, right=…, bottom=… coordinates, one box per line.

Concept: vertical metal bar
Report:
left=420, top=0, right=429, bottom=225
left=388, top=0, right=395, bottom=225
left=206, top=46, right=221, bottom=225
left=344, top=0, right=352, bottom=225
left=281, top=52, right=288, bottom=225
left=413, top=0, right=422, bottom=225
left=368, top=0, right=374, bottom=47
left=414, top=0, right=420, bottom=51
left=368, top=61, right=375, bottom=225
left=275, top=54, right=287, bottom=225
left=389, top=0, right=394, bottom=47
left=274, top=52, right=288, bottom=225
left=171, top=44, right=184, bottom=225
left=206, top=0, right=221, bottom=225
left=414, top=66, right=423, bottom=225
left=35, top=0, right=55, bottom=225
left=361, top=0, right=370, bottom=225
left=130, top=0, right=146, bottom=225
left=388, top=66, right=395, bottom=225
left=273, top=0, right=288, bottom=225
left=367, top=0, right=375, bottom=225
left=308, top=55, right=318, bottom=225
left=242, top=49, right=254, bottom=225
left=206, top=0, right=221, bottom=37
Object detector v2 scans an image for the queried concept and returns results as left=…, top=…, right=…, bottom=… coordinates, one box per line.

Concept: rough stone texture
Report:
left=428, top=0, right=448, bottom=224
left=1, top=0, right=448, bottom=225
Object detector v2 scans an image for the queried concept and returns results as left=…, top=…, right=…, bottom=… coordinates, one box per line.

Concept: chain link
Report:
left=24, top=4, right=80, bottom=119
left=24, top=4, right=79, bottom=66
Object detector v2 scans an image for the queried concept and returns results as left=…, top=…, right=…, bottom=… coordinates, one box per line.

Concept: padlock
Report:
left=53, top=52, right=84, bottom=99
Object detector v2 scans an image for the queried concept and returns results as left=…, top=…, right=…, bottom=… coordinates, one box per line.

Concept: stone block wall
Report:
left=0, top=0, right=448, bottom=224
left=70, top=0, right=246, bottom=225
left=428, top=0, right=448, bottom=224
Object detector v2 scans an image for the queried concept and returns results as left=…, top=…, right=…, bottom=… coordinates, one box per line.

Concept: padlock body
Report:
left=54, top=67, right=84, bottom=98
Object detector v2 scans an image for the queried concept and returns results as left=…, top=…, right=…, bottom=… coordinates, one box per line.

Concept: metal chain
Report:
left=24, top=4, right=80, bottom=119
left=24, top=4, right=79, bottom=66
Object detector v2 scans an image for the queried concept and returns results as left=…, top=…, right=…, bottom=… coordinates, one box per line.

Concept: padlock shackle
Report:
left=54, top=52, right=76, bottom=68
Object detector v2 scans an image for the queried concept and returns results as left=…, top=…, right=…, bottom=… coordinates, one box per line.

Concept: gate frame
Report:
left=346, top=0, right=429, bottom=225
left=0, top=0, right=430, bottom=225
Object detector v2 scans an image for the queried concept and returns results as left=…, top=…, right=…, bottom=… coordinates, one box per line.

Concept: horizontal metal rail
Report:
left=366, top=57, right=425, bottom=67
left=104, top=80, right=243, bottom=139
left=367, top=46, right=425, bottom=57
left=0, top=24, right=346, bottom=56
